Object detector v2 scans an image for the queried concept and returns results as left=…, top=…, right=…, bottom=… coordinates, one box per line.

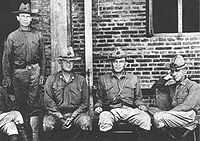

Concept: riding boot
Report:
left=137, top=128, right=151, bottom=141
left=30, top=116, right=41, bottom=141
left=9, top=134, right=18, bottom=141
left=17, top=124, right=30, bottom=141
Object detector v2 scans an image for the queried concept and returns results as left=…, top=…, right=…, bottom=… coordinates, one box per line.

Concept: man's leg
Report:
left=153, top=110, right=196, bottom=130
left=110, top=106, right=152, bottom=141
left=98, top=111, right=115, bottom=132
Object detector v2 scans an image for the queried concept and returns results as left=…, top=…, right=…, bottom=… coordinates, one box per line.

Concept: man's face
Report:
left=17, top=13, right=32, bottom=27
left=171, top=68, right=186, bottom=82
left=59, top=60, right=74, bottom=72
left=112, top=58, right=126, bottom=73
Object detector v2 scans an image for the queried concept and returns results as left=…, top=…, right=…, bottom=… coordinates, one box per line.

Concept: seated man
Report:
left=43, top=47, right=92, bottom=141
left=94, top=47, right=152, bottom=141
left=151, top=55, right=200, bottom=139
left=0, top=86, right=28, bottom=141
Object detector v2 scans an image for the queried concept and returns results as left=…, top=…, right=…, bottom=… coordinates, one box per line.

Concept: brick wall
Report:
left=92, top=0, right=200, bottom=91
left=31, top=0, right=51, bottom=76
left=32, top=0, right=200, bottom=101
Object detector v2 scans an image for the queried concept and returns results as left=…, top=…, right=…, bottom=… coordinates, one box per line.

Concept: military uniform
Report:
left=95, top=72, right=151, bottom=131
left=2, top=27, right=45, bottom=115
left=153, top=55, right=200, bottom=130
left=95, top=47, right=151, bottom=137
left=2, top=3, right=46, bottom=141
left=43, top=72, right=91, bottom=130
left=43, top=47, right=91, bottom=141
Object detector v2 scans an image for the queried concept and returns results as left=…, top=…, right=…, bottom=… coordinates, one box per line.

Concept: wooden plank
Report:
left=84, top=0, right=93, bottom=117
left=50, top=0, right=71, bottom=73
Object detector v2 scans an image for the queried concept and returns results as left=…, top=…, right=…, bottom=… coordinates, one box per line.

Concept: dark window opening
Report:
left=183, top=0, right=200, bottom=32
left=153, top=0, right=178, bottom=33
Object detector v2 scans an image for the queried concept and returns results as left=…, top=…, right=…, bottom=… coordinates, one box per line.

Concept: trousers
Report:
left=153, top=110, right=196, bottom=130
left=98, top=105, right=152, bottom=132
left=0, top=111, right=24, bottom=135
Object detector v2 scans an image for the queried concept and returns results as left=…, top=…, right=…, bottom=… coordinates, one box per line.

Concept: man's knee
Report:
left=138, top=112, right=152, bottom=130
left=43, top=115, right=57, bottom=132
left=2, top=122, right=18, bottom=135
left=99, top=111, right=114, bottom=132
left=9, top=111, right=24, bottom=124
left=30, top=116, right=40, bottom=133
left=76, top=113, right=92, bottom=131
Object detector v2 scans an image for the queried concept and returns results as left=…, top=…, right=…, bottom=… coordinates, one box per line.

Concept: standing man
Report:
left=152, top=55, right=200, bottom=138
left=43, top=47, right=92, bottom=141
left=2, top=2, right=46, bottom=141
left=94, top=47, right=152, bottom=141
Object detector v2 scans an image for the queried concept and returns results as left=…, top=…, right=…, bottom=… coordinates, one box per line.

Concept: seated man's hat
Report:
left=109, top=47, right=127, bottom=60
left=56, top=47, right=81, bottom=61
left=168, top=55, right=186, bottom=71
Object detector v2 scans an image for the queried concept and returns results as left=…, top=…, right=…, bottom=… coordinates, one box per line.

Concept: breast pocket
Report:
left=13, top=42, right=24, bottom=54
left=123, top=84, right=135, bottom=98
left=31, top=41, right=40, bottom=54
left=70, top=86, right=82, bottom=104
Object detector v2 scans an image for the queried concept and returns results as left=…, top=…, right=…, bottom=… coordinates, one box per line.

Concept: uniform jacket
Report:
left=44, top=72, right=89, bottom=117
left=2, top=27, right=46, bottom=79
left=152, top=77, right=200, bottom=112
left=95, top=72, right=144, bottom=109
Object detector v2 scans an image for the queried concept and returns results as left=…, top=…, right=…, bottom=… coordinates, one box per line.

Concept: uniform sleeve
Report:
left=71, top=77, right=89, bottom=118
left=134, top=77, right=145, bottom=106
left=44, top=75, right=63, bottom=118
left=171, top=84, right=200, bottom=111
left=2, top=37, right=13, bottom=80
left=38, top=32, right=46, bottom=76
left=94, top=76, right=106, bottom=109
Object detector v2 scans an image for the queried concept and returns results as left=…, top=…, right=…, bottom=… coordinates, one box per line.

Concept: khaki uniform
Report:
left=43, top=72, right=91, bottom=131
left=2, top=27, right=45, bottom=116
left=153, top=78, right=200, bottom=130
left=95, top=72, right=151, bottom=131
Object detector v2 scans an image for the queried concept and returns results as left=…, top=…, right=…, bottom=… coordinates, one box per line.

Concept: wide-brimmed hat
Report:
left=108, top=47, right=128, bottom=61
left=167, top=55, right=187, bottom=71
left=12, top=2, right=36, bottom=15
left=56, top=47, right=81, bottom=61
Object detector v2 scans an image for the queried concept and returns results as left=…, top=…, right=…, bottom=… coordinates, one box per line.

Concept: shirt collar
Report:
left=18, top=27, right=31, bottom=32
left=111, top=71, right=127, bottom=80
left=179, top=78, right=190, bottom=86
left=59, top=72, right=75, bottom=83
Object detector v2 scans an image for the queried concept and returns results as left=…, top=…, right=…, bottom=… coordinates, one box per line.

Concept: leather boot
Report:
left=9, top=134, right=18, bottom=141
left=137, top=128, right=151, bottom=141
left=17, top=124, right=30, bottom=141
left=30, top=116, right=40, bottom=141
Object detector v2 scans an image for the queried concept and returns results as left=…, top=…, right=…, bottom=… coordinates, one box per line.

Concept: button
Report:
left=27, top=66, right=32, bottom=70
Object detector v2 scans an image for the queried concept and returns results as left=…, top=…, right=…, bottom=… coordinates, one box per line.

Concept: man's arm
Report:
left=44, top=75, right=63, bottom=118
left=2, top=38, right=12, bottom=87
left=38, top=32, right=46, bottom=83
left=94, top=76, right=106, bottom=111
left=171, top=84, right=200, bottom=111
left=71, top=77, right=89, bottom=119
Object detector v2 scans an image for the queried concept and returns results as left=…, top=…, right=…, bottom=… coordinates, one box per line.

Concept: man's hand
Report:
left=163, top=73, right=173, bottom=81
left=138, top=105, right=148, bottom=111
left=62, top=117, right=74, bottom=130
left=39, top=75, right=44, bottom=85
left=2, top=77, right=11, bottom=88
left=94, top=107, right=103, bottom=114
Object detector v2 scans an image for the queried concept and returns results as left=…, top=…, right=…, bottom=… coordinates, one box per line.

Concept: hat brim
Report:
left=56, top=56, right=81, bottom=61
left=12, top=11, right=39, bottom=16
left=166, top=63, right=187, bottom=70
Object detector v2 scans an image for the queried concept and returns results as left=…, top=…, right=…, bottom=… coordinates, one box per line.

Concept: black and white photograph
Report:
left=0, top=0, right=200, bottom=141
